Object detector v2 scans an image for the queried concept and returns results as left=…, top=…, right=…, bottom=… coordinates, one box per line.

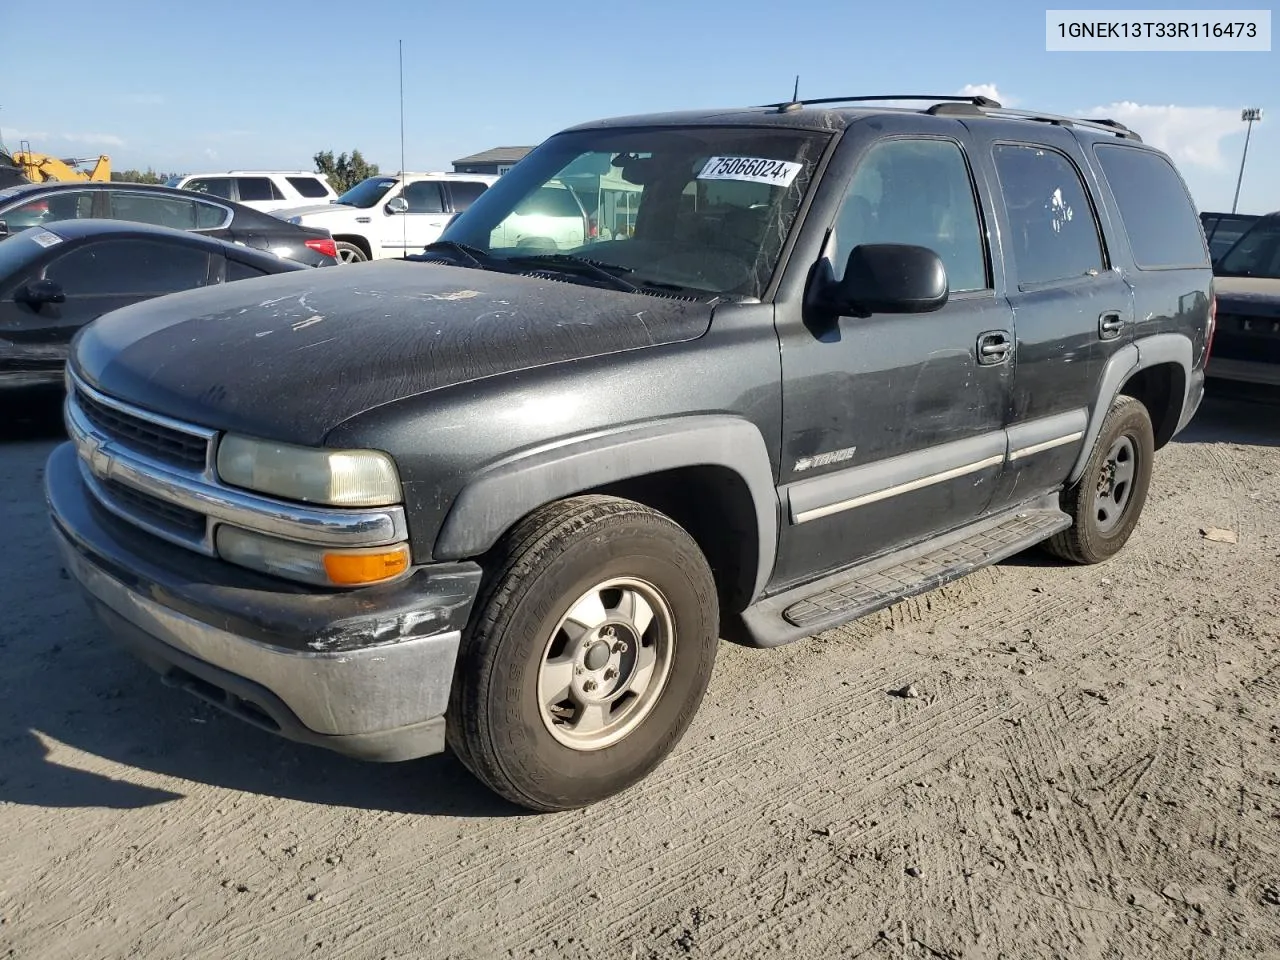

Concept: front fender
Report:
left=433, top=415, right=779, bottom=601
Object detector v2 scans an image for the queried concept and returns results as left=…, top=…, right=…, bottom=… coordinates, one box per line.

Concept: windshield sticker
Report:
left=697, top=156, right=802, bottom=187
left=30, top=230, right=63, bottom=248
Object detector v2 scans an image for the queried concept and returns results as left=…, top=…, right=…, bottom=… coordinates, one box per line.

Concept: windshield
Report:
left=334, top=176, right=400, bottom=209
left=439, top=126, right=830, bottom=298
left=1216, top=217, right=1280, bottom=279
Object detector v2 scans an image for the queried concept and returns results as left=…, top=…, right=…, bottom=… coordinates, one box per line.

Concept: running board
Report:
left=738, top=495, right=1071, bottom=648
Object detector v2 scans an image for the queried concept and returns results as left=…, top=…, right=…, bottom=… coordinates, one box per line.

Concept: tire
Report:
left=1044, top=394, right=1155, bottom=564
left=446, top=494, right=720, bottom=812
left=334, top=241, right=368, bottom=263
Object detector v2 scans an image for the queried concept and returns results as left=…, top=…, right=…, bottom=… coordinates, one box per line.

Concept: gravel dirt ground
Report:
left=1, top=384, right=1278, bottom=960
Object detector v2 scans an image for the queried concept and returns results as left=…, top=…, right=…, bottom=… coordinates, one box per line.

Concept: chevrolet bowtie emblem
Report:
left=82, top=434, right=113, bottom=479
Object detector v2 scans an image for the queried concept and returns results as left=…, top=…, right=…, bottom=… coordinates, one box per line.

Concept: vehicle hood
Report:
left=71, top=260, right=715, bottom=446
left=271, top=203, right=360, bottom=221
left=1214, top=276, right=1280, bottom=315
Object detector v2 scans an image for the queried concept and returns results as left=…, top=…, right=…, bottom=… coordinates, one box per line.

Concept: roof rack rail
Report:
left=927, top=102, right=1142, bottom=140
left=760, top=94, right=1002, bottom=114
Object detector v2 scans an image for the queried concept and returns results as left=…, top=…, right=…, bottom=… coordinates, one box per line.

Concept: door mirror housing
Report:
left=386, top=197, right=409, bottom=214
left=828, top=243, right=949, bottom=316
left=19, top=278, right=67, bottom=307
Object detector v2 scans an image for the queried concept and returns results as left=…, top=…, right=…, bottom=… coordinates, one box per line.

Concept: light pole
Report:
left=1231, top=107, right=1263, bottom=214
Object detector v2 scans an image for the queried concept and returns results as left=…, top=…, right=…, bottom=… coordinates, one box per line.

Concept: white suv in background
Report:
left=165, top=171, right=338, bottom=213
left=273, top=172, right=497, bottom=262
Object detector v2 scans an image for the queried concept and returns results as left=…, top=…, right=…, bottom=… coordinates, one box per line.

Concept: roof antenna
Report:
left=777, top=75, right=802, bottom=113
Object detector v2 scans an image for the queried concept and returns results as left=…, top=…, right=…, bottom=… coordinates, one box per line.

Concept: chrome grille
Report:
left=100, top=478, right=207, bottom=538
left=74, top=385, right=209, bottom=471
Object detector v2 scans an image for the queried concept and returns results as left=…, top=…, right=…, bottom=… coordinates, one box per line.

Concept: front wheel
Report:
left=1044, top=394, right=1155, bottom=564
left=446, top=495, right=720, bottom=811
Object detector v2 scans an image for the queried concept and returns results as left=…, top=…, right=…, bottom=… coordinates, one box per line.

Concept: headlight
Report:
left=216, top=434, right=402, bottom=506
left=216, top=525, right=410, bottom=587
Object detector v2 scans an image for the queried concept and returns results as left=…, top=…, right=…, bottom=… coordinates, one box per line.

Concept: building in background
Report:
left=452, top=147, right=533, bottom=176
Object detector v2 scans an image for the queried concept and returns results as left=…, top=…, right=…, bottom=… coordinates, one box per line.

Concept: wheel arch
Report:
left=432, top=416, right=779, bottom=606
left=1068, top=333, right=1193, bottom=484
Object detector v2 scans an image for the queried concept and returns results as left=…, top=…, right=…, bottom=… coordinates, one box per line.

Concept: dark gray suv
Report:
left=45, top=94, right=1214, bottom=811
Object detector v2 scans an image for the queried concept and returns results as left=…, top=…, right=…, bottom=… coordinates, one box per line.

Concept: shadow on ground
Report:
left=0, top=388, right=527, bottom=819
left=0, top=622, right=525, bottom=817
left=0, top=385, right=67, bottom=442
left=1175, top=383, right=1280, bottom=447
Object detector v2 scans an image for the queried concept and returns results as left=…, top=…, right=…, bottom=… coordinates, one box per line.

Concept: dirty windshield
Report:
left=439, top=126, right=830, bottom=298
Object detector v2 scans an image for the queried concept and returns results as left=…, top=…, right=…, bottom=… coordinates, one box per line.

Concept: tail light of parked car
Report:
left=1206, top=293, right=1217, bottom=359
left=305, top=238, right=339, bottom=259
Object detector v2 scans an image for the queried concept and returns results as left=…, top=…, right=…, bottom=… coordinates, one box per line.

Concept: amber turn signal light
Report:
left=322, top=545, right=411, bottom=586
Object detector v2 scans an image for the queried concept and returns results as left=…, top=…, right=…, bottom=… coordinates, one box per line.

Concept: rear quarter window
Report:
left=287, top=176, right=331, bottom=199
left=1094, top=145, right=1209, bottom=269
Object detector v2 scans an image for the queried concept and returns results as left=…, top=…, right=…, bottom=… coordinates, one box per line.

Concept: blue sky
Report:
left=2, top=0, right=1275, bottom=213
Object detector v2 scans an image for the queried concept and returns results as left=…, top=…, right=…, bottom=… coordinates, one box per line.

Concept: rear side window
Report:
left=287, top=176, right=330, bottom=199
left=993, top=144, right=1104, bottom=286
left=185, top=178, right=233, bottom=199
left=237, top=178, right=285, bottom=202
left=448, top=180, right=488, bottom=211
left=1095, top=146, right=1208, bottom=269
left=45, top=239, right=211, bottom=296
left=402, top=181, right=445, bottom=213
left=227, top=258, right=270, bottom=281
left=109, top=193, right=199, bottom=230
left=195, top=200, right=229, bottom=229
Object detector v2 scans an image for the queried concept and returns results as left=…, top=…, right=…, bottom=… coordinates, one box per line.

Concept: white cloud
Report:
left=1, top=129, right=123, bottom=151
left=4, top=128, right=50, bottom=143
left=59, top=132, right=126, bottom=148
left=1077, top=102, right=1242, bottom=168
left=958, top=83, right=1014, bottom=107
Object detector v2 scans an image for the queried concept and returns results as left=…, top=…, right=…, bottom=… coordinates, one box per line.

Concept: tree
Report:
left=313, top=149, right=380, bottom=194
left=111, top=168, right=178, bottom=184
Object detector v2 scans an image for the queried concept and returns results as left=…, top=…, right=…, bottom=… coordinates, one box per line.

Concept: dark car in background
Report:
left=1201, top=211, right=1263, bottom=263
left=1205, top=212, right=1280, bottom=387
left=0, top=182, right=339, bottom=267
left=0, top=219, right=310, bottom=390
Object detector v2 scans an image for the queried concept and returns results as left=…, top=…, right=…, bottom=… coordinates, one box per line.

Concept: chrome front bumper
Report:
left=47, top=442, right=482, bottom=762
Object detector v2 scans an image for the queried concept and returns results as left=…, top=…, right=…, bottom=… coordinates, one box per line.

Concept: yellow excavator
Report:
left=7, top=140, right=111, bottom=183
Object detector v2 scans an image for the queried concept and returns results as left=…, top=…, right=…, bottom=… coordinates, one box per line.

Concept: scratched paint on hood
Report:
left=71, top=259, right=714, bottom=445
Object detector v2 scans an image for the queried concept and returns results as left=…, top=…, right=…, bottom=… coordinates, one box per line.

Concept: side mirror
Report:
left=386, top=197, right=409, bottom=214
left=19, top=278, right=67, bottom=308
left=828, top=243, right=949, bottom=316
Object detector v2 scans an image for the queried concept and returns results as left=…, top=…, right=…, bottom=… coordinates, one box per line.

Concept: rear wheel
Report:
left=446, top=495, right=719, bottom=812
left=334, top=240, right=368, bottom=263
left=1044, top=394, right=1154, bottom=564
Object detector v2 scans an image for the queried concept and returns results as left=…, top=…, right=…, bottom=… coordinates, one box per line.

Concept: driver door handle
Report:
left=977, top=330, right=1012, bottom=365
left=1098, top=311, right=1125, bottom=340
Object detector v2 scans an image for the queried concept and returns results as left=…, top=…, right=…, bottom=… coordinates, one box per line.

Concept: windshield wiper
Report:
left=502, top=254, right=639, bottom=293
left=414, top=240, right=496, bottom=270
